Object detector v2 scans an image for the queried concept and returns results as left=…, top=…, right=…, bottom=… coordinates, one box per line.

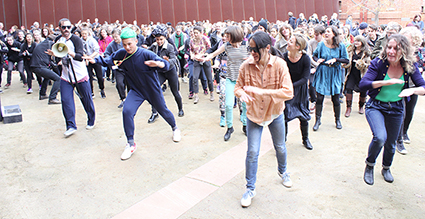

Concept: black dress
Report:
left=283, top=53, right=311, bottom=122
left=345, top=51, right=362, bottom=92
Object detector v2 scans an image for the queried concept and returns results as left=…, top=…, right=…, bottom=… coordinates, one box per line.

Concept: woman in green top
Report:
left=359, top=34, right=425, bottom=185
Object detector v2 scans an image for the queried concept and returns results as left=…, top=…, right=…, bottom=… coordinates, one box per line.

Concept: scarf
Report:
left=174, top=32, right=185, bottom=58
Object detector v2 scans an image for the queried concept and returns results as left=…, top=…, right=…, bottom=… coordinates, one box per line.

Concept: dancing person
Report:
left=202, top=26, right=249, bottom=141
left=81, top=28, right=105, bottom=98
left=359, top=34, right=425, bottom=185
left=147, top=25, right=184, bottom=123
left=283, top=34, right=313, bottom=150
left=342, top=35, right=371, bottom=117
left=395, top=26, right=424, bottom=154
left=190, top=26, right=214, bottom=103
left=104, top=28, right=126, bottom=108
left=19, top=33, right=37, bottom=94
left=46, top=18, right=96, bottom=137
left=5, top=36, right=26, bottom=88
left=30, top=37, right=61, bottom=104
left=307, top=25, right=325, bottom=112
left=85, top=28, right=181, bottom=160
left=312, top=26, right=349, bottom=131
left=235, top=31, right=294, bottom=207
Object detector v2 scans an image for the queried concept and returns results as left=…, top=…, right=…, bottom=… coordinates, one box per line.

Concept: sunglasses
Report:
left=61, top=25, right=72, bottom=30
left=247, top=46, right=260, bottom=54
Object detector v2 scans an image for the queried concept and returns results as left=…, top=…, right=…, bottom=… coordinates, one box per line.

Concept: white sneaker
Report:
left=121, top=143, right=137, bottom=160
left=278, top=171, right=293, bottom=188
left=173, top=129, right=181, bottom=142
left=64, top=128, right=77, bottom=137
left=86, top=124, right=95, bottom=130
left=240, top=189, right=256, bottom=207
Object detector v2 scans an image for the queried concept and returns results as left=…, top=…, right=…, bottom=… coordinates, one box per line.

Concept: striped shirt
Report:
left=224, top=41, right=249, bottom=81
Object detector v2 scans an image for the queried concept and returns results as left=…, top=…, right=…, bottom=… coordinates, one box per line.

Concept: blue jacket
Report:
left=359, top=58, right=425, bottom=100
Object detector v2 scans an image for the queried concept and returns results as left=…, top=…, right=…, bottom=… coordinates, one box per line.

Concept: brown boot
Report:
left=359, top=97, right=366, bottom=114
left=345, top=93, right=352, bottom=118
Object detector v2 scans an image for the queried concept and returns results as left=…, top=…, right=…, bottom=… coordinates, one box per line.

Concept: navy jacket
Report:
left=359, top=58, right=425, bottom=100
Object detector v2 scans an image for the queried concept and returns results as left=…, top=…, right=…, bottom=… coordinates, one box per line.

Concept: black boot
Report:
left=334, top=104, right=342, bottom=129
left=381, top=168, right=394, bottom=183
left=300, top=124, right=313, bottom=150
left=364, top=165, right=374, bottom=185
left=148, top=112, right=159, bottom=123
left=242, top=125, right=247, bottom=136
left=224, top=127, right=234, bottom=141
left=313, top=104, right=322, bottom=131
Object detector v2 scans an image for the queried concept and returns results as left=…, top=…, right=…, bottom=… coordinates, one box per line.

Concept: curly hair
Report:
left=399, top=26, right=423, bottom=47
left=379, top=34, right=415, bottom=73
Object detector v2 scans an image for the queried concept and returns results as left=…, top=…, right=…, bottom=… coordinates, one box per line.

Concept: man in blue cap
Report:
left=85, top=27, right=181, bottom=160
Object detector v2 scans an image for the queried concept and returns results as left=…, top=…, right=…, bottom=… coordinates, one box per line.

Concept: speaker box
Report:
left=1, top=104, right=22, bottom=124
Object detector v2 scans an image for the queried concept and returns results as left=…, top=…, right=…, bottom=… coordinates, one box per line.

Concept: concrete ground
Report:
left=1, top=71, right=425, bottom=218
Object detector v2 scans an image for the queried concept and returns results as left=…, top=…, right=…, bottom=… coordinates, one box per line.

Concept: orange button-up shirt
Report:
left=235, top=55, right=293, bottom=125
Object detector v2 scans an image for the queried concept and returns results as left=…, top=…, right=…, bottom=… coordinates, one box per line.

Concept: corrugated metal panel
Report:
left=0, top=0, right=338, bottom=29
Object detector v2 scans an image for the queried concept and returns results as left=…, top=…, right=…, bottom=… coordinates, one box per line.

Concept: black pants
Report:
left=114, top=70, right=128, bottom=100
left=32, top=67, right=61, bottom=100
left=87, top=62, right=104, bottom=92
left=152, top=67, right=183, bottom=113
left=398, top=95, right=418, bottom=141
left=177, top=56, right=186, bottom=77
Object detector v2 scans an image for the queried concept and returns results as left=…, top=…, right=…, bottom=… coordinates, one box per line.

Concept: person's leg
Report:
left=60, top=80, right=77, bottom=130
left=382, top=101, right=404, bottom=168
left=87, top=64, right=95, bottom=94
left=93, top=63, right=105, bottom=91
left=364, top=100, right=387, bottom=185
left=300, top=119, right=313, bottom=150
left=188, top=60, right=194, bottom=95
left=115, top=70, right=127, bottom=100
left=313, top=93, right=324, bottom=131
left=225, top=79, right=236, bottom=128
left=166, top=68, right=183, bottom=111
left=359, top=92, right=367, bottom=114
left=6, top=61, right=14, bottom=84
left=245, top=118, right=263, bottom=191
left=33, top=67, right=61, bottom=100
left=202, top=61, right=214, bottom=92
left=309, top=73, right=316, bottom=103
left=122, top=90, right=145, bottom=142
left=17, top=60, right=26, bottom=85
left=77, top=81, right=96, bottom=126
left=268, top=114, right=288, bottom=175
left=192, top=61, right=201, bottom=94
left=403, top=94, right=418, bottom=139
left=24, top=61, right=33, bottom=90
left=345, top=90, right=353, bottom=117
left=148, top=89, right=177, bottom=129
left=331, top=94, right=342, bottom=129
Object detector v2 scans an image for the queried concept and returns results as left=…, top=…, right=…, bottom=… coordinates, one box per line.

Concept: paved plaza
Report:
left=1, top=72, right=425, bottom=218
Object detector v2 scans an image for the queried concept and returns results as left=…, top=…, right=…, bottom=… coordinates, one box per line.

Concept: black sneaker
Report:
left=100, top=90, right=106, bottom=99
left=396, top=141, right=407, bottom=155
left=403, top=133, right=410, bottom=144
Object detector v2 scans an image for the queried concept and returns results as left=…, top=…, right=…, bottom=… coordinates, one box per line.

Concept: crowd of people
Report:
left=1, top=11, right=425, bottom=207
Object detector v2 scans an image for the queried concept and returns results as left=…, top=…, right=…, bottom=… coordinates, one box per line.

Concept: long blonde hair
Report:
left=379, top=34, right=415, bottom=73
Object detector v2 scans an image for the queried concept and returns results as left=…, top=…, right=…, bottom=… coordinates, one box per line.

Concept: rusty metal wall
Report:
left=1, top=0, right=338, bottom=29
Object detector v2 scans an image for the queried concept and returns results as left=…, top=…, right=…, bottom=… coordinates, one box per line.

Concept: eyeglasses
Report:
left=61, top=25, right=72, bottom=30
left=247, top=46, right=260, bottom=54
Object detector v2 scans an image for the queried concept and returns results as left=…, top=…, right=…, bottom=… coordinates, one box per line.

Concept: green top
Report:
left=375, top=74, right=405, bottom=102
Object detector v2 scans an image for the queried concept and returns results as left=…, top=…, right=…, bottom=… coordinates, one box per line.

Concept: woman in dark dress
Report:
left=283, top=34, right=313, bottom=150
left=342, top=35, right=371, bottom=117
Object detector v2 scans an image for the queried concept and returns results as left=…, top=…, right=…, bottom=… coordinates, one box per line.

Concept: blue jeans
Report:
left=245, top=114, right=287, bottom=190
left=365, top=99, right=403, bottom=168
left=225, top=79, right=246, bottom=128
